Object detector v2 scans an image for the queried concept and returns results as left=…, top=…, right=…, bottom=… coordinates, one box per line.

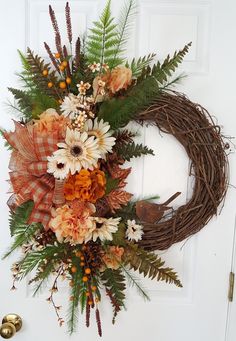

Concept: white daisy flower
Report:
left=126, top=219, right=144, bottom=242
left=52, top=127, right=101, bottom=175
left=92, top=217, right=121, bottom=242
left=84, top=118, right=116, bottom=158
left=60, top=93, right=80, bottom=118
left=47, top=154, right=70, bottom=179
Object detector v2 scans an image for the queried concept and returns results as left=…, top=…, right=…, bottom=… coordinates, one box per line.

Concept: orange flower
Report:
left=101, top=246, right=124, bottom=270
left=33, top=108, right=68, bottom=138
left=64, top=169, right=106, bottom=203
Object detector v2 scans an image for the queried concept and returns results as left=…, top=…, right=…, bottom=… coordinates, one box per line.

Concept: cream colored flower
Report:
left=92, top=217, right=121, bottom=242
left=60, top=94, right=80, bottom=118
left=89, top=62, right=101, bottom=73
left=52, top=127, right=101, bottom=175
left=77, top=81, right=91, bottom=95
left=126, top=219, right=143, bottom=242
left=47, top=154, right=70, bottom=180
left=84, top=118, right=116, bottom=158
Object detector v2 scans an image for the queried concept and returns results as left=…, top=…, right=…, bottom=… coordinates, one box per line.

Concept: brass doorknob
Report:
left=0, top=314, right=22, bottom=339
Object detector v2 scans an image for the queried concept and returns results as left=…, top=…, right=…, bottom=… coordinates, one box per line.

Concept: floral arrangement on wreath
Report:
left=1, top=1, right=191, bottom=336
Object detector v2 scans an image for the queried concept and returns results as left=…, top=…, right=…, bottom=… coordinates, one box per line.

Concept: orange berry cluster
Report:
left=41, top=51, right=72, bottom=90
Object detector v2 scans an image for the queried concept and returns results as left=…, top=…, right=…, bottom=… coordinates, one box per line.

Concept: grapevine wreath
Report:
left=1, top=1, right=228, bottom=336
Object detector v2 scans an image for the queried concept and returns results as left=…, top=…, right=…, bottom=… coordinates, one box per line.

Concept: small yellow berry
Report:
left=66, top=77, right=72, bottom=84
left=59, top=81, right=67, bottom=89
left=88, top=300, right=93, bottom=305
left=82, top=276, right=88, bottom=282
left=62, top=60, right=68, bottom=67
left=71, top=266, right=77, bottom=273
left=85, top=292, right=90, bottom=297
left=75, top=251, right=82, bottom=257
left=82, top=246, right=87, bottom=251
left=80, top=262, right=85, bottom=267
left=80, top=256, right=85, bottom=261
left=59, top=65, right=65, bottom=71
left=85, top=268, right=91, bottom=275
left=47, top=82, right=53, bottom=88
left=42, top=69, right=48, bottom=76
left=55, top=52, right=61, bottom=59
left=91, top=286, right=97, bottom=291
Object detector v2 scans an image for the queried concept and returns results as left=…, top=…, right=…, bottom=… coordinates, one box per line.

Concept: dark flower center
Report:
left=57, top=162, right=65, bottom=169
left=96, top=222, right=104, bottom=229
left=71, top=145, right=82, bottom=157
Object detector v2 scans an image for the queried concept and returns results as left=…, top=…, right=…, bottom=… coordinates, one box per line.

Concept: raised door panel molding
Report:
left=138, top=1, right=211, bottom=73
left=26, top=0, right=101, bottom=55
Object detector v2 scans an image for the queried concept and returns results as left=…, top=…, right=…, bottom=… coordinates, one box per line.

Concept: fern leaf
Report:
left=115, top=141, right=154, bottom=161
left=67, top=267, right=80, bottom=334
left=127, top=53, right=156, bottom=77
left=110, top=0, right=137, bottom=68
left=124, top=245, right=183, bottom=287
left=122, top=265, right=150, bottom=301
left=86, top=0, right=120, bottom=67
left=151, top=42, right=192, bottom=85
left=101, top=268, right=126, bottom=323
left=8, top=87, right=33, bottom=116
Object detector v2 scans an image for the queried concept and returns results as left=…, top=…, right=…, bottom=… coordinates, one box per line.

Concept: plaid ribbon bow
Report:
left=4, top=122, right=65, bottom=228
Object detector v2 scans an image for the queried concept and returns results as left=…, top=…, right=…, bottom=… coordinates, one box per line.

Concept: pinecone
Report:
left=35, top=230, right=55, bottom=246
left=83, top=242, right=104, bottom=272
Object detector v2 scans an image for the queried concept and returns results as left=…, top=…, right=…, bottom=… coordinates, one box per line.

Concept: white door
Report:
left=0, top=1, right=236, bottom=341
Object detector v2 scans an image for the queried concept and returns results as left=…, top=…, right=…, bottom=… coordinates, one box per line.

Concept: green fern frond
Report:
left=8, top=88, right=33, bottom=117
left=110, top=0, right=137, bottom=68
left=122, top=265, right=150, bottom=301
left=115, top=141, right=154, bottom=161
left=101, top=268, right=126, bottom=323
left=124, top=244, right=183, bottom=287
left=127, top=53, right=156, bottom=77
left=86, top=0, right=121, bottom=67
left=98, top=43, right=191, bottom=129
left=151, top=42, right=191, bottom=85
left=67, top=267, right=81, bottom=334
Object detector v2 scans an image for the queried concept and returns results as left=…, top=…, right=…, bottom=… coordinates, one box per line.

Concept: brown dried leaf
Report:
left=106, top=190, right=133, bottom=212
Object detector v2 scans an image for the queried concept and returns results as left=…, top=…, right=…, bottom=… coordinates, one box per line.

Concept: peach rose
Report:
left=108, top=66, right=132, bottom=94
left=101, top=246, right=124, bottom=270
left=33, top=108, right=68, bottom=138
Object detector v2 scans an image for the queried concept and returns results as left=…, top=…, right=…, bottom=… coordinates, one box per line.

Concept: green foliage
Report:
left=111, top=222, right=126, bottom=246
left=101, top=268, right=126, bottom=323
left=127, top=53, right=156, bottom=78
left=110, top=0, right=136, bottom=68
left=124, top=244, right=183, bottom=287
left=116, top=141, right=154, bottom=161
left=67, top=266, right=81, bottom=334
left=3, top=202, right=41, bottom=258
left=86, top=0, right=121, bottom=67
left=32, top=262, right=55, bottom=296
left=8, top=50, right=60, bottom=119
left=17, top=244, right=65, bottom=280
left=8, top=88, right=33, bottom=118
left=122, top=265, right=150, bottom=301
left=98, top=43, right=191, bottom=129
